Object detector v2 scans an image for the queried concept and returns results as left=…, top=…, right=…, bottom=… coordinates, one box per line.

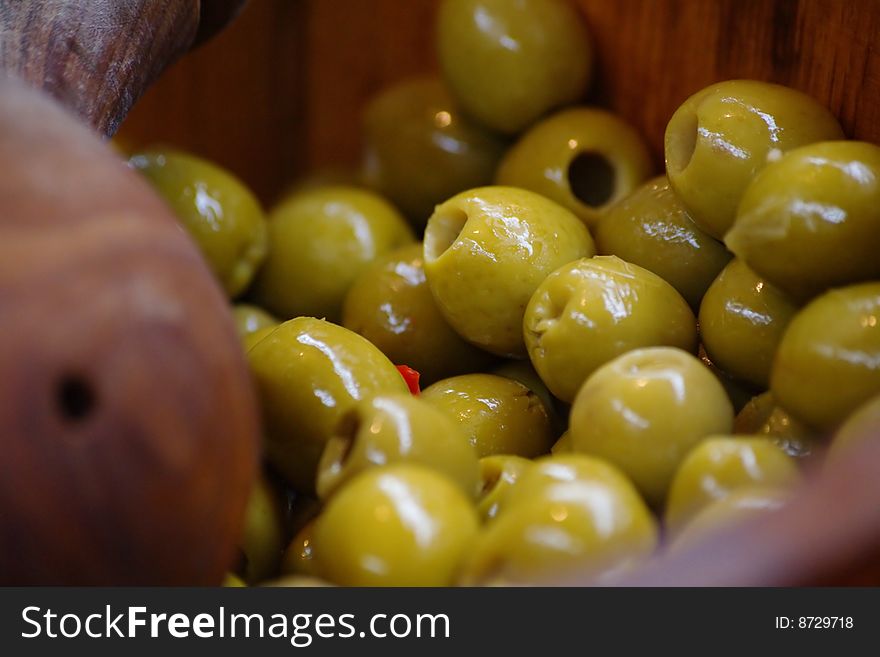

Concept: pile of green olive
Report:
left=128, top=0, right=880, bottom=587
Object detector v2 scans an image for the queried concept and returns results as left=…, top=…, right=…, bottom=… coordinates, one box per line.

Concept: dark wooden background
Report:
left=117, top=0, right=880, bottom=206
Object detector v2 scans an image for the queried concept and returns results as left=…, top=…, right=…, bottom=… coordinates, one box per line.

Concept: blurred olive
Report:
left=237, top=475, right=286, bottom=585
left=477, top=454, right=533, bottom=522
left=771, top=283, right=880, bottom=431
left=312, top=465, right=479, bottom=586
left=595, top=176, right=731, bottom=307
left=421, top=374, right=556, bottom=458
left=436, top=0, right=592, bottom=134
left=233, top=304, right=278, bottom=337
left=280, top=520, right=317, bottom=578
left=524, top=256, right=697, bottom=403
left=699, top=259, right=799, bottom=389
left=131, top=148, right=267, bottom=297
left=316, top=393, right=480, bottom=500
left=698, top=345, right=757, bottom=414
left=726, top=141, right=880, bottom=301
left=460, top=454, right=657, bottom=585
left=828, top=393, right=880, bottom=464
left=424, top=186, right=595, bottom=357
left=252, top=186, right=414, bottom=322
left=570, top=347, right=734, bottom=506
left=551, top=431, right=572, bottom=454
left=733, top=392, right=817, bottom=460
left=362, top=77, right=507, bottom=228
left=247, top=317, right=408, bottom=492
left=496, top=108, right=652, bottom=227
left=223, top=573, right=246, bottom=587
left=343, top=243, right=494, bottom=385
left=665, top=80, right=844, bottom=240
left=665, top=436, right=801, bottom=535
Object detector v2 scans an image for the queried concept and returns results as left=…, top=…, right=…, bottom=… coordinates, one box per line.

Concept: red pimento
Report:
left=396, top=365, right=421, bottom=396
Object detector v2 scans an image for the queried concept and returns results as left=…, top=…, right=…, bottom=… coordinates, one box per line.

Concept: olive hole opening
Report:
left=667, top=111, right=698, bottom=174
left=56, top=374, right=96, bottom=423
left=332, top=411, right=361, bottom=470
left=424, top=208, right=468, bottom=262
left=568, top=151, right=617, bottom=208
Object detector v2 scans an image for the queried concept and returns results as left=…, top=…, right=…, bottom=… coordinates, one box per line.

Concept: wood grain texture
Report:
left=0, top=79, right=260, bottom=584
left=0, top=0, right=201, bottom=135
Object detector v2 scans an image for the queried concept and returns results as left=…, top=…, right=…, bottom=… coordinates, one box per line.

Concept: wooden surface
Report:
left=118, top=0, right=880, bottom=205
left=0, top=79, right=260, bottom=584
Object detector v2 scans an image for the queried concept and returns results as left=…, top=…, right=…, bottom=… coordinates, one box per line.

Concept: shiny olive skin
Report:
left=131, top=149, right=268, bottom=298
left=460, top=454, right=657, bottom=585
left=665, top=80, right=844, bottom=240
left=436, top=0, right=592, bottom=134
left=496, top=108, right=652, bottom=227
left=252, top=186, right=414, bottom=322
left=771, top=283, right=880, bottom=431
left=233, top=304, right=278, bottom=337
left=421, top=374, right=556, bottom=458
left=477, top=454, right=533, bottom=521
left=524, top=256, right=698, bottom=403
left=726, top=141, right=880, bottom=301
left=246, top=318, right=409, bottom=492
left=237, top=475, right=286, bottom=585
left=316, top=393, right=480, bottom=500
left=733, top=392, right=817, bottom=460
left=312, top=465, right=479, bottom=586
left=699, top=259, right=799, bottom=389
left=342, top=243, right=494, bottom=385
left=595, top=176, right=732, bottom=307
left=492, top=359, right=563, bottom=431
left=280, top=520, right=317, bottom=578
left=424, top=186, right=595, bottom=357
left=670, top=487, right=792, bottom=552
left=665, top=436, right=801, bottom=535
left=362, top=77, right=507, bottom=227
left=570, top=347, right=734, bottom=506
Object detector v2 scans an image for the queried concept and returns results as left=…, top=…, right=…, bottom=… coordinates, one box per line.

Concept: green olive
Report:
left=477, top=454, right=533, bottom=521
left=496, top=108, right=652, bottom=228
left=670, top=487, right=792, bottom=552
left=665, top=80, right=844, bottom=240
left=725, top=141, right=880, bottom=301
left=233, top=304, right=278, bottom=337
left=237, top=475, right=286, bottom=585
left=362, top=77, right=507, bottom=227
left=733, top=392, right=817, bottom=460
left=424, top=186, right=595, bottom=357
left=252, top=186, right=414, bottom=323
left=421, top=374, right=556, bottom=458
left=223, top=573, right=246, bottom=587
left=130, top=149, right=267, bottom=297
left=246, top=317, right=409, bottom=492
left=771, top=283, right=880, bottom=431
left=551, top=431, right=572, bottom=454
left=460, top=454, right=657, bottom=585
left=280, top=520, right=317, bottom=578
left=492, top=359, right=563, bottom=431
left=665, top=436, right=801, bottom=535
left=342, top=243, right=494, bottom=385
left=262, top=575, right=332, bottom=588
left=436, top=0, right=592, bottom=134
left=524, top=256, right=698, bottom=403
left=312, top=464, right=479, bottom=586
left=595, top=176, right=732, bottom=307
left=570, top=347, right=734, bottom=506
left=699, top=259, right=799, bottom=389
left=698, top=345, right=757, bottom=414
left=316, top=393, right=480, bottom=500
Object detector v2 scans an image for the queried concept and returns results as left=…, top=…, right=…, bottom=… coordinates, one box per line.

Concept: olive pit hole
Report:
left=666, top=110, right=698, bottom=174
left=424, top=208, right=468, bottom=262
left=56, top=374, right=97, bottom=424
left=330, top=411, right=361, bottom=469
left=568, top=151, right=616, bottom=208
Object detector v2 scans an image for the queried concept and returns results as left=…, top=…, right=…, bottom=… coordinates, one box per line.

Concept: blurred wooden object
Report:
left=0, top=78, right=260, bottom=584
left=118, top=0, right=880, bottom=204
left=0, top=0, right=248, bottom=135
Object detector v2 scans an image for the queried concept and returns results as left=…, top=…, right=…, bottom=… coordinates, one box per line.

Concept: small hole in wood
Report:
left=56, top=375, right=96, bottom=423
left=568, top=151, right=617, bottom=208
